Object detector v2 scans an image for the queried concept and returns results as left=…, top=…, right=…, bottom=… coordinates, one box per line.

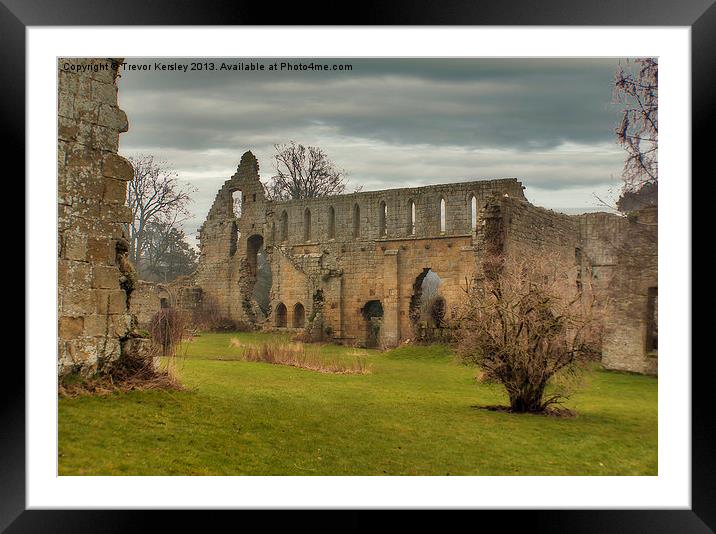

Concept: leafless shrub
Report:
left=456, top=251, right=603, bottom=414
left=150, top=308, right=190, bottom=356
left=234, top=339, right=371, bottom=374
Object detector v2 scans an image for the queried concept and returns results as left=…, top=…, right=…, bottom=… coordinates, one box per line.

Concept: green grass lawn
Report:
left=58, top=332, right=657, bottom=475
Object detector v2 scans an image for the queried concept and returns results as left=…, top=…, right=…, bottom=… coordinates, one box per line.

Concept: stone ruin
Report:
left=160, top=151, right=658, bottom=374
left=57, top=58, right=658, bottom=377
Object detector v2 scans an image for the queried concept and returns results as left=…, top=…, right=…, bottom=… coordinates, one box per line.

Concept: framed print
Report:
left=7, top=0, right=710, bottom=530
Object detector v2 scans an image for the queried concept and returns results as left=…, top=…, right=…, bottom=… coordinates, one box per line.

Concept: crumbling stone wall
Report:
left=472, top=195, right=658, bottom=375
left=57, top=58, right=137, bottom=376
left=473, top=195, right=581, bottom=284
left=579, top=208, right=658, bottom=374
left=183, top=151, right=657, bottom=374
left=192, top=150, right=526, bottom=347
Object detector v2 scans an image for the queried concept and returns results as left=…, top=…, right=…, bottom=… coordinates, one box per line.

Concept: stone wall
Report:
left=474, top=195, right=580, bottom=262
left=472, top=195, right=658, bottom=375
left=579, top=208, right=658, bottom=374
left=192, top=151, right=526, bottom=347
left=57, top=58, right=137, bottom=376
left=128, top=280, right=173, bottom=329
left=172, top=150, right=658, bottom=374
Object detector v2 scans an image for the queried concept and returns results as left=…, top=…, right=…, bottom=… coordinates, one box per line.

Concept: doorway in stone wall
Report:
left=409, top=268, right=444, bottom=340
left=246, top=234, right=272, bottom=319
left=361, top=300, right=384, bottom=348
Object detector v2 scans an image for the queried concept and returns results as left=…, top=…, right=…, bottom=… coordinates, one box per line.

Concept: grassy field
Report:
left=58, top=332, right=658, bottom=475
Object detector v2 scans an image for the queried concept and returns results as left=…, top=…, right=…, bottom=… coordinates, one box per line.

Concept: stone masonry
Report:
left=186, top=151, right=527, bottom=348
left=170, top=151, right=658, bottom=374
left=57, top=58, right=139, bottom=376
left=579, top=208, right=658, bottom=374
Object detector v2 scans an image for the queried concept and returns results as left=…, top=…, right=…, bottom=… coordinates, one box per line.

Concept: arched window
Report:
left=304, top=208, right=312, bottom=241
left=470, top=194, right=477, bottom=231
left=232, top=190, right=243, bottom=218
left=439, top=197, right=446, bottom=233
left=379, top=200, right=387, bottom=237
left=280, top=210, right=288, bottom=242
left=275, top=303, right=287, bottom=327
left=328, top=206, right=336, bottom=239
left=353, top=203, right=361, bottom=238
left=408, top=200, right=416, bottom=235
left=293, top=303, right=305, bottom=328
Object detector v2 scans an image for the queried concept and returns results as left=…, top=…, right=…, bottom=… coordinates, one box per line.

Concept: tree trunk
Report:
left=508, top=382, right=547, bottom=413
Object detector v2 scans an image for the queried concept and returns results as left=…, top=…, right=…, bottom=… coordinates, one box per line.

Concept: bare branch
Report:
left=265, top=141, right=348, bottom=201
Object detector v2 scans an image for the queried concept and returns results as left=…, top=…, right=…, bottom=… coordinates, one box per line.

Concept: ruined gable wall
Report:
left=192, top=152, right=268, bottom=323
left=58, top=58, right=136, bottom=375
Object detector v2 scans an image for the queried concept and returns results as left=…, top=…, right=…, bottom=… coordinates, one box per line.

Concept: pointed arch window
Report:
left=379, top=201, right=387, bottom=237
left=470, top=194, right=477, bottom=231
left=408, top=200, right=416, bottom=236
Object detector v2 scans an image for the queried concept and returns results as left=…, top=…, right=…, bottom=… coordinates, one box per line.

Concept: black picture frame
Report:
left=5, top=0, right=708, bottom=531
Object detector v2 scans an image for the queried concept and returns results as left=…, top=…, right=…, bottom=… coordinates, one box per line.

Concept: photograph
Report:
left=56, top=56, right=659, bottom=476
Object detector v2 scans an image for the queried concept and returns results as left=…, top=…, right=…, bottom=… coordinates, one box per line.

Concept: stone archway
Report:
left=240, top=234, right=272, bottom=321
left=275, top=302, right=287, bottom=328
left=409, top=268, right=443, bottom=339
left=361, top=300, right=384, bottom=348
left=293, top=303, right=305, bottom=328
left=246, top=234, right=263, bottom=277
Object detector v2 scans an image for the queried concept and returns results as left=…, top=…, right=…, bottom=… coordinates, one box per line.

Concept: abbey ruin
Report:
left=58, top=59, right=658, bottom=378
left=155, top=151, right=658, bottom=374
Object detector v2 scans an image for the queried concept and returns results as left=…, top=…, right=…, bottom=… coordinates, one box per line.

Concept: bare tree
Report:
left=456, top=252, right=602, bottom=414
left=613, top=58, right=658, bottom=207
left=126, top=155, right=196, bottom=272
left=265, top=141, right=348, bottom=200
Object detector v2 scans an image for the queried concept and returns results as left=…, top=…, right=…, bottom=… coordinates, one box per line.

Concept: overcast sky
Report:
left=117, top=58, right=628, bottom=245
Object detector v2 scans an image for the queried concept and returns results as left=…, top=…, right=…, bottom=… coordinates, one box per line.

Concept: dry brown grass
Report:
left=58, top=361, right=183, bottom=398
left=231, top=338, right=371, bottom=375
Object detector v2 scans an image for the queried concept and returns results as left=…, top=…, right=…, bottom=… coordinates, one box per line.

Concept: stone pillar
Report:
left=58, top=58, right=135, bottom=376
left=381, top=249, right=400, bottom=347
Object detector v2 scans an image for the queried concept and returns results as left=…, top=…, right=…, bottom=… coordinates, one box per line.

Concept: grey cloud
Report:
left=117, top=57, right=630, bottom=244
left=118, top=58, right=621, bottom=152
